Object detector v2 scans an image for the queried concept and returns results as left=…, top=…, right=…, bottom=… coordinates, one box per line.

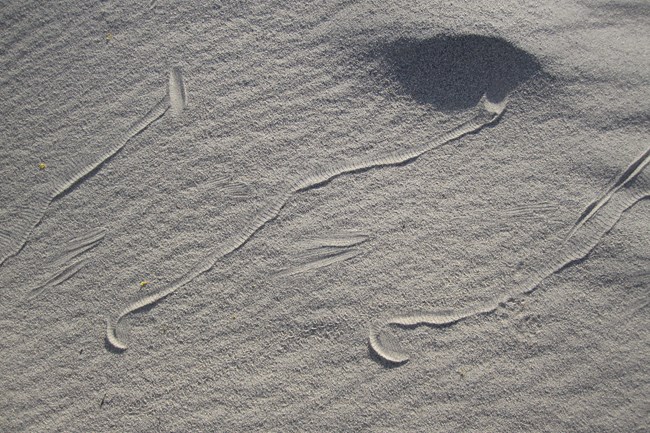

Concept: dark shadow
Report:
left=374, top=34, right=542, bottom=111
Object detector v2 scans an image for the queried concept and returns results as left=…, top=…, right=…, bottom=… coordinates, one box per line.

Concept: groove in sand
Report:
left=0, top=68, right=185, bottom=268
left=566, top=146, right=650, bottom=239
left=29, top=257, right=90, bottom=299
left=276, top=248, right=362, bottom=278
left=65, top=227, right=106, bottom=253
left=169, top=66, right=188, bottom=116
left=297, top=231, right=370, bottom=250
left=106, top=95, right=508, bottom=350
left=369, top=161, right=650, bottom=364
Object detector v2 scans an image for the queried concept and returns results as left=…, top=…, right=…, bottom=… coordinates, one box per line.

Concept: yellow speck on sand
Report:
left=456, top=366, right=470, bottom=379
left=38, top=162, right=46, bottom=170
left=140, top=280, right=149, bottom=287
left=106, top=33, right=113, bottom=41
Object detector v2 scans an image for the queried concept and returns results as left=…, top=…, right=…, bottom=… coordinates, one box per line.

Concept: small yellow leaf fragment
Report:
left=38, top=162, right=47, bottom=170
left=106, top=33, right=113, bottom=41
left=456, top=366, right=470, bottom=379
left=139, top=280, right=149, bottom=287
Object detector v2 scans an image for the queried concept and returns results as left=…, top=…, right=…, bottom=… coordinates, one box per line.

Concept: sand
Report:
left=1, top=0, right=648, bottom=431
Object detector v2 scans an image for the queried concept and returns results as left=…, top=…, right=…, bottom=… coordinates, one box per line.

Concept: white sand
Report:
left=1, top=1, right=648, bottom=431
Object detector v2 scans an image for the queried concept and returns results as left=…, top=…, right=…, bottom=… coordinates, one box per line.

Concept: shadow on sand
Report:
left=375, top=34, right=542, bottom=110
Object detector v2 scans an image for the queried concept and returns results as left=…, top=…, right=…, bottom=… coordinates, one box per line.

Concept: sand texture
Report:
left=1, top=1, right=648, bottom=431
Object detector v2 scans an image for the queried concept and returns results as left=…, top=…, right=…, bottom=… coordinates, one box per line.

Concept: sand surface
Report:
left=1, top=0, right=648, bottom=431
